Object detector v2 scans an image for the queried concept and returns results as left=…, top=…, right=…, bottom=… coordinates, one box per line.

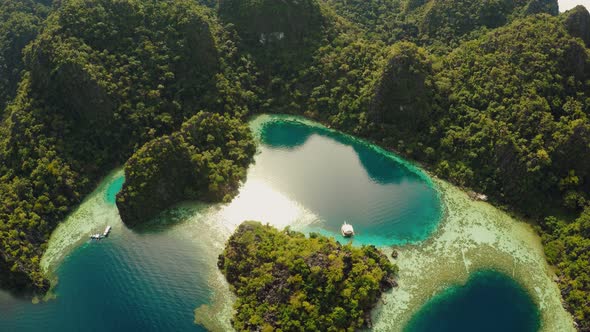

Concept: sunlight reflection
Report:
left=218, top=179, right=319, bottom=230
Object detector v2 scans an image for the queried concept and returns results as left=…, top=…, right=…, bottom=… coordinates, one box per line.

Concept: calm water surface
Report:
left=0, top=115, right=539, bottom=331
left=254, top=117, right=441, bottom=245
left=0, top=177, right=209, bottom=332
left=405, top=270, right=541, bottom=332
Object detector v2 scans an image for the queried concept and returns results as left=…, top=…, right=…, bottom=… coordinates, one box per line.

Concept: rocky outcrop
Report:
left=116, top=112, right=256, bottom=227
left=563, top=5, right=590, bottom=47
left=369, top=42, right=434, bottom=132
left=218, top=222, right=398, bottom=331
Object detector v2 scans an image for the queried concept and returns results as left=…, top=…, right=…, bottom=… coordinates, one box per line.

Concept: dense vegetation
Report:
left=219, top=0, right=324, bottom=47
left=250, top=2, right=590, bottom=328
left=0, top=0, right=49, bottom=110
left=414, top=18, right=589, bottom=328
left=321, top=0, right=556, bottom=54
left=416, top=16, right=589, bottom=213
left=117, top=112, right=255, bottom=226
left=543, top=207, right=590, bottom=328
left=368, top=41, right=434, bottom=132
left=0, top=0, right=589, bottom=329
left=0, top=0, right=256, bottom=294
left=218, top=221, right=397, bottom=331
left=218, top=0, right=335, bottom=101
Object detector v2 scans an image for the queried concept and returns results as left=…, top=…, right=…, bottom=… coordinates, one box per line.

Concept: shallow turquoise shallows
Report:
left=0, top=115, right=539, bottom=332
left=105, top=175, right=125, bottom=204
left=405, top=270, right=541, bottom=332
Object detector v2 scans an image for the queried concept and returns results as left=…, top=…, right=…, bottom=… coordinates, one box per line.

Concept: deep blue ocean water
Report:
left=0, top=115, right=539, bottom=331
left=405, top=270, right=541, bottom=332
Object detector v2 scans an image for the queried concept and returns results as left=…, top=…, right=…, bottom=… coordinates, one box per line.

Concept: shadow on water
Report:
left=260, top=118, right=422, bottom=185
left=404, top=270, right=541, bottom=332
left=352, top=144, right=422, bottom=185
left=0, top=266, right=40, bottom=300
left=104, top=175, right=207, bottom=235
left=130, top=202, right=209, bottom=234
left=259, top=119, right=315, bottom=149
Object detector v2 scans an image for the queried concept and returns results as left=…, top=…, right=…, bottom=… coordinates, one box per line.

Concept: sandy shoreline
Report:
left=194, top=176, right=575, bottom=332
left=40, top=169, right=124, bottom=276
left=370, top=179, right=574, bottom=332
left=39, top=115, right=574, bottom=331
left=195, top=116, right=574, bottom=331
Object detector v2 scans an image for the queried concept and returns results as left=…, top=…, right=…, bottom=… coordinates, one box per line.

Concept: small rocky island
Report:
left=218, top=221, right=398, bottom=331
left=116, top=112, right=256, bottom=227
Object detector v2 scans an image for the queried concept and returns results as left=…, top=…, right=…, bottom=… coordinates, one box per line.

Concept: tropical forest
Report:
left=0, top=0, right=589, bottom=331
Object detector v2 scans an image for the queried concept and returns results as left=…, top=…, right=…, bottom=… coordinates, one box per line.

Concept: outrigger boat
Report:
left=90, top=225, right=112, bottom=240
left=90, top=233, right=103, bottom=240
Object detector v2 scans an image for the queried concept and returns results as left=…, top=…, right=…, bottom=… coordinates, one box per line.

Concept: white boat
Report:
left=103, top=225, right=112, bottom=237
left=341, top=222, right=354, bottom=237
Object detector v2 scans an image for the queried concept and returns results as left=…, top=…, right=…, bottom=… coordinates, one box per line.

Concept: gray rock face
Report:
left=564, top=5, right=590, bottom=47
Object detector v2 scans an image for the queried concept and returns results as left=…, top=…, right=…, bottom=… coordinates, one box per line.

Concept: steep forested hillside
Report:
left=321, top=0, right=556, bottom=53
left=369, top=41, right=434, bottom=132
left=117, top=112, right=256, bottom=227
left=430, top=15, right=588, bottom=213
left=219, top=222, right=397, bottom=331
left=0, top=0, right=49, bottom=110
left=219, top=0, right=324, bottom=46
left=543, top=206, right=590, bottom=328
left=0, top=0, right=257, bottom=294
left=564, top=5, right=590, bottom=46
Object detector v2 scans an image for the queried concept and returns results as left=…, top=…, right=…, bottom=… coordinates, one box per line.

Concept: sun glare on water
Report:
left=217, top=179, right=319, bottom=230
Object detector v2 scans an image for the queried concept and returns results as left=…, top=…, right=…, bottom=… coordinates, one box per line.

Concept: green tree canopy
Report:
left=219, top=221, right=398, bottom=331
left=116, top=112, right=256, bottom=227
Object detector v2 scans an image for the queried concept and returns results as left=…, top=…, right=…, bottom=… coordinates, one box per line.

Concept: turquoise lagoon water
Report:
left=252, top=116, right=442, bottom=245
left=105, top=175, right=125, bottom=204
left=405, top=270, right=541, bottom=332
left=0, top=115, right=539, bottom=331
